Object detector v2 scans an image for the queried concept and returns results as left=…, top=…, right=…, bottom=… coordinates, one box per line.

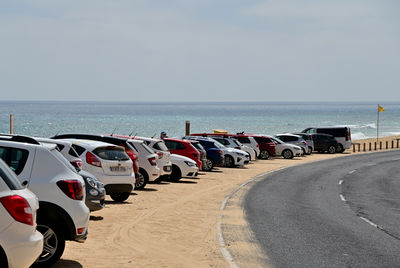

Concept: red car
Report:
left=163, top=138, right=202, bottom=169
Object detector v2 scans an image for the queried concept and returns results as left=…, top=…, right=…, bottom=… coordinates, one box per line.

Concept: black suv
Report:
left=311, top=133, right=339, bottom=154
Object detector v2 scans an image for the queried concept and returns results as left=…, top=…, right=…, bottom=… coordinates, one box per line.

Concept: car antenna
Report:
left=128, top=129, right=136, bottom=136
left=110, top=127, right=118, bottom=136
left=151, top=133, right=156, bottom=138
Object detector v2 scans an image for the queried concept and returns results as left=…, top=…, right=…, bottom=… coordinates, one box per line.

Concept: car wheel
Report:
left=0, top=246, right=8, bottom=268
left=301, top=148, right=306, bottom=155
left=282, top=149, right=294, bottom=159
left=328, top=145, right=336, bottom=154
left=307, top=146, right=313, bottom=155
left=135, top=169, right=148, bottom=190
left=224, top=155, right=235, bottom=167
left=258, top=150, right=270, bottom=160
left=34, top=222, right=65, bottom=267
left=170, top=165, right=182, bottom=182
left=204, top=158, right=214, bottom=171
left=110, top=192, right=130, bottom=202
left=336, top=144, right=345, bottom=153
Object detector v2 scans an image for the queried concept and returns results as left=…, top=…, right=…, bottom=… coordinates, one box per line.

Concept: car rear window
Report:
left=192, top=142, right=205, bottom=151
left=317, top=128, right=347, bottom=137
left=50, top=148, right=77, bottom=172
left=236, top=137, right=250, bottom=143
left=72, top=144, right=86, bottom=156
left=141, top=143, right=155, bottom=154
left=0, top=159, right=23, bottom=190
left=153, top=141, right=169, bottom=152
left=93, top=146, right=130, bottom=161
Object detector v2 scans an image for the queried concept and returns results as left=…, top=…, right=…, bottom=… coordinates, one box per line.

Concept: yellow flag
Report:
left=378, top=105, right=385, bottom=112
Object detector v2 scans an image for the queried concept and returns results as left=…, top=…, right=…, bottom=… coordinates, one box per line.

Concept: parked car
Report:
left=0, top=158, right=43, bottom=268
left=169, top=154, right=199, bottom=182
left=310, top=133, right=340, bottom=154
left=184, top=136, right=224, bottom=171
left=57, top=138, right=135, bottom=202
left=247, top=134, right=276, bottom=159
left=52, top=134, right=140, bottom=178
left=270, top=137, right=303, bottom=159
left=164, top=138, right=202, bottom=170
left=133, top=136, right=172, bottom=180
left=206, top=138, right=249, bottom=167
left=187, top=140, right=207, bottom=171
left=209, top=136, right=256, bottom=161
left=190, top=133, right=261, bottom=158
left=291, top=133, right=314, bottom=154
left=274, top=134, right=308, bottom=155
left=0, top=134, right=89, bottom=267
left=302, top=126, right=352, bottom=153
left=122, top=138, right=161, bottom=189
left=36, top=138, right=105, bottom=211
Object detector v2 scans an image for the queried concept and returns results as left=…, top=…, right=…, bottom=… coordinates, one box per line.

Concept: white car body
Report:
left=211, top=136, right=256, bottom=161
left=275, top=134, right=308, bottom=155
left=170, top=154, right=198, bottom=179
left=127, top=139, right=161, bottom=183
left=212, top=140, right=249, bottom=167
left=270, top=137, right=303, bottom=158
left=0, top=159, right=43, bottom=268
left=235, top=136, right=260, bottom=157
left=59, top=139, right=135, bottom=197
left=0, top=135, right=89, bottom=266
left=134, top=137, right=172, bottom=177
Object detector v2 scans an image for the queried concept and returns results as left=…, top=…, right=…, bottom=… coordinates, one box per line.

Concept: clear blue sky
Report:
left=1, top=0, right=399, bottom=102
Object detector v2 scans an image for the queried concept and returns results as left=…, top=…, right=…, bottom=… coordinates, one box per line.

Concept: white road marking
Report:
left=339, top=180, right=344, bottom=185
left=349, top=170, right=356, bottom=174
left=359, top=217, right=378, bottom=228
left=340, top=194, right=346, bottom=202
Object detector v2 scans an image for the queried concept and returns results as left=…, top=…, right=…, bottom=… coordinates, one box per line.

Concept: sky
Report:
left=0, top=0, right=399, bottom=102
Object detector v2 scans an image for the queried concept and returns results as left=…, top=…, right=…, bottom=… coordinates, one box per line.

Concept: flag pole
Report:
left=376, top=105, right=379, bottom=144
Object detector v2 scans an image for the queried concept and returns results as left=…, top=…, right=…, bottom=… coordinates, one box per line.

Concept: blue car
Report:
left=183, top=137, right=224, bottom=171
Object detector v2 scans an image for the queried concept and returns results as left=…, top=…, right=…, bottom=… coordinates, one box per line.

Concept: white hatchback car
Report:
left=134, top=137, right=172, bottom=179
left=60, top=139, right=136, bottom=202
left=275, top=134, right=309, bottom=155
left=270, top=137, right=303, bottom=159
left=169, top=154, right=199, bottom=182
left=0, top=159, right=43, bottom=268
left=211, top=136, right=256, bottom=161
left=0, top=134, right=89, bottom=267
left=206, top=138, right=249, bottom=167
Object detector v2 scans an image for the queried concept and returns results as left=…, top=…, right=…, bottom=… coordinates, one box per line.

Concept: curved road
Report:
left=245, top=150, right=400, bottom=268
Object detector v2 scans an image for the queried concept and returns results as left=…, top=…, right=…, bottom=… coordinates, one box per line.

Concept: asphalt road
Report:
left=244, top=150, right=400, bottom=268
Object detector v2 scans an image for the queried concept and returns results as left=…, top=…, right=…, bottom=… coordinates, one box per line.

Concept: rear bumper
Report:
left=104, top=184, right=134, bottom=194
left=95, top=174, right=136, bottom=189
left=161, top=165, right=172, bottom=176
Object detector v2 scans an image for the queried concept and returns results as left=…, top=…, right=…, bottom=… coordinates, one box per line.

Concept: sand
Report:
left=56, top=136, right=400, bottom=268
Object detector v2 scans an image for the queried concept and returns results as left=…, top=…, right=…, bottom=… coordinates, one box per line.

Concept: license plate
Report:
left=110, top=166, right=127, bottom=172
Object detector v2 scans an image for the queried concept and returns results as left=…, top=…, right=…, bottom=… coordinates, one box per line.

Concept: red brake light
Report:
left=148, top=156, right=157, bottom=166
left=86, top=152, right=101, bottom=167
left=0, top=195, right=34, bottom=226
left=156, top=151, right=164, bottom=159
left=126, top=149, right=137, bottom=160
left=303, top=141, right=307, bottom=145
left=77, top=227, right=85, bottom=235
left=235, top=146, right=241, bottom=149
left=57, top=180, right=84, bottom=200
left=70, top=160, right=83, bottom=170
left=216, top=150, right=223, bottom=155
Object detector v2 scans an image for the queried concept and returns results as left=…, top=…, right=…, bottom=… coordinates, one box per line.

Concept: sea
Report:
left=1, top=101, right=399, bottom=140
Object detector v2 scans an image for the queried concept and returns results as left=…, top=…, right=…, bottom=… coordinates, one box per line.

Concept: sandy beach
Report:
left=57, top=136, right=400, bottom=268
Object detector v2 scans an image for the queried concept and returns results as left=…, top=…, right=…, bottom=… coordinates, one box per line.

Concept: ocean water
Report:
left=1, top=101, right=399, bottom=140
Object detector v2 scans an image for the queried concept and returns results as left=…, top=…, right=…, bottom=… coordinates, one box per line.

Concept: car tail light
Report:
left=70, top=160, right=83, bottom=170
left=126, top=149, right=137, bottom=160
left=77, top=227, right=85, bottom=235
left=86, top=152, right=101, bottom=167
left=302, top=141, right=307, bottom=145
left=148, top=156, right=157, bottom=166
left=193, top=152, right=200, bottom=159
left=0, top=195, right=34, bottom=226
left=156, top=151, right=164, bottom=159
left=216, top=150, right=223, bottom=155
left=57, top=180, right=84, bottom=200
left=257, top=144, right=259, bottom=147
left=346, top=129, right=350, bottom=141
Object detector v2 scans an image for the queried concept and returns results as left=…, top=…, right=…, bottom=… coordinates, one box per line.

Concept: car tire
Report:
left=0, top=246, right=8, bottom=268
left=204, top=158, right=214, bottom=171
left=328, top=145, right=336, bottom=154
left=170, top=165, right=182, bottom=182
left=135, top=169, right=148, bottom=190
left=282, top=149, right=294, bottom=159
left=336, top=144, right=345, bottom=153
left=307, top=146, right=313, bottom=155
left=258, top=150, right=270, bottom=160
left=110, top=192, right=130, bottom=202
left=33, top=222, right=65, bottom=267
left=224, top=155, right=235, bottom=167
left=301, top=148, right=306, bottom=155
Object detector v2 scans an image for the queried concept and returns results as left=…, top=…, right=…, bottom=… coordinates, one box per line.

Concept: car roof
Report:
left=164, top=138, right=190, bottom=144
left=35, top=137, right=73, bottom=146
left=276, top=133, right=301, bottom=138
left=59, top=138, right=118, bottom=150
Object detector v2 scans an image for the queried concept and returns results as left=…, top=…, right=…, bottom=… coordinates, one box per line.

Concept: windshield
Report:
left=153, top=141, right=169, bottom=152
left=233, top=139, right=243, bottom=147
left=192, top=142, right=205, bottom=151
left=271, top=137, right=283, bottom=144
left=142, top=143, right=155, bottom=154
left=214, top=141, right=226, bottom=149
left=0, top=159, right=23, bottom=190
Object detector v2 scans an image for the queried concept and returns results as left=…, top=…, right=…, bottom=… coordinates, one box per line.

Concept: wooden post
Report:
left=369, top=143, right=371, bottom=151
left=380, top=141, right=382, bottom=150
left=374, top=142, right=377, bottom=150
left=185, top=121, right=190, bottom=136
left=392, top=140, right=394, bottom=149
left=386, top=141, right=388, bottom=149
left=398, top=139, right=399, bottom=148
left=358, top=144, right=360, bottom=152
left=363, top=143, right=366, bottom=152
left=353, top=144, right=356, bottom=153
left=10, top=114, right=14, bottom=134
